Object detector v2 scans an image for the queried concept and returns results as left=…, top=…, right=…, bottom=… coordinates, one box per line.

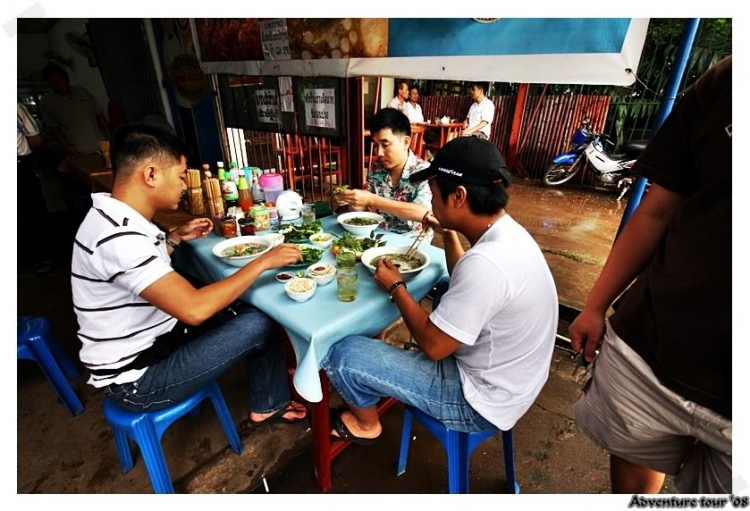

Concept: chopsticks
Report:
left=203, top=177, right=224, bottom=218
left=405, top=226, right=430, bottom=259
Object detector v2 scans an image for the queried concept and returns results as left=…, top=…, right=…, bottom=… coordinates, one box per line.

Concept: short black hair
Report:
left=409, top=85, right=419, bottom=94
left=111, top=124, right=192, bottom=179
left=472, top=82, right=490, bottom=96
left=369, top=108, right=411, bottom=138
left=42, top=63, right=69, bottom=82
left=423, top=129, right=439, bottom=145
left=434, top=177, right=509, bottom=216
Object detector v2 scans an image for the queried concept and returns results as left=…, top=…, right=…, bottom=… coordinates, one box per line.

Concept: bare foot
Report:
left=249, top=401, right=307, bottom=423
left=330, top=410, right=382, bottom=440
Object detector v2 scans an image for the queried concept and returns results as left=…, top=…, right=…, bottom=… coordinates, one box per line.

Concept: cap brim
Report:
left=408, top=163, right=438, bottom=184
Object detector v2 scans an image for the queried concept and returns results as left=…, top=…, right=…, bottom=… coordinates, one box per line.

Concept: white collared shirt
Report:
left=387, top=96, right=405, bottom=112
left=17, top=103, right=39, bottom=157
left=403, top=102, right=424, bottom=123
left=467, top=97, right=496, bottom=138
left=71, top=193, right=177, bottom=387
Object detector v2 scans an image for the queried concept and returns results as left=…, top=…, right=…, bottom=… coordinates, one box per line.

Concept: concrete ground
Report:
left=19, top=176, right=669, bottom=494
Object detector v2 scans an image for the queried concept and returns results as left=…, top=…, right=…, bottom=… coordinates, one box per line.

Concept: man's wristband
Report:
left=388, top=281, right=407, bottom=302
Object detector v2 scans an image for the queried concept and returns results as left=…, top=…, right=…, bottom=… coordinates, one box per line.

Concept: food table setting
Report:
left=172, top=212, right=448, bottom=490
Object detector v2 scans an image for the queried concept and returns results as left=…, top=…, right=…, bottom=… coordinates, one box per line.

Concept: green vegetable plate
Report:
left=287, top=244, right=324, bottom=268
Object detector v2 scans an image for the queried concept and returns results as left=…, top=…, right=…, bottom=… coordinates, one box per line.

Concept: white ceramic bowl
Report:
left=212, top=236, right=272, bottom=268
left=309, top=232, right=333, bottom=249
left=337, top=211, right=384, bottom=237
left=361, top=244, right=431, bottom=279
left=306, top=262, right=336, bottom=286
left=284, top=277, right=317, bottom=302
left=263, top=232, right=285, bottom=247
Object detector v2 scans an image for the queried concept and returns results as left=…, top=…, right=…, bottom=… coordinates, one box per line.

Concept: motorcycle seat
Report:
left=623, top=140, right=650, bottom=159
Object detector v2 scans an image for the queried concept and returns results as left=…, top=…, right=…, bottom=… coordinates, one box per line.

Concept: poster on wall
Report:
left=255, top=89, right=279, bottom=123
left=162, top=18, right=206, bottom=105
left=303, top=88, right=336, bottom=129
left=279, top=76, right=294, bottom=113
left=260, top=19, right=292, bottom=61
left=196, top=19, right=263, bottom=61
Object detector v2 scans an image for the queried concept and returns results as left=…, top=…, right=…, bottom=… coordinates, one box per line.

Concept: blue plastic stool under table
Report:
left=397, top=405, right=520, bottom=494
left=103, top=380, right=243, bottom=494
left=17, top=316, right=84, bottom=416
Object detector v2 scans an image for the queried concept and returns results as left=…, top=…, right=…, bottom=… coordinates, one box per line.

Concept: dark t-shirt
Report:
left=609, top=57, right=732, bottom=419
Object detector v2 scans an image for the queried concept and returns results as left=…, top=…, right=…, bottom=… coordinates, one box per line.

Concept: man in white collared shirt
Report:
left=462, top=82, right=495, bottom=140
left=403, top=86, right=424, bottom=124
left=386, top=81, right=409, bottom=112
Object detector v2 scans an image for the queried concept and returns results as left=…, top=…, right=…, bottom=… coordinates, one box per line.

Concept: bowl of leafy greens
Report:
left=279, top=221, right=323, bottom=243
left=286, top=244, right=324, bottom=268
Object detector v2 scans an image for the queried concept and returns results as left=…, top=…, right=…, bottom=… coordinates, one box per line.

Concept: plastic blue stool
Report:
left=397, top=405, right=520, bottom=494
left=17, top=316, right=84, bottom=416
left=103, top=380, right=243, bottom=493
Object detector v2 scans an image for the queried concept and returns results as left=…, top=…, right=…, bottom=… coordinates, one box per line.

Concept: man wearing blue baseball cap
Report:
left=321, top=137, right=559, bottom=444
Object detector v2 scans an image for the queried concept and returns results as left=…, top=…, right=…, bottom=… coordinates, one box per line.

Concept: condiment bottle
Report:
left=237, top=169, right=253, bottom=213
left=217, top=161, right=226, bottom=185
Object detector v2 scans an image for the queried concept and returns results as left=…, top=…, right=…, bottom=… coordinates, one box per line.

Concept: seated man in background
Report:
left=336, top=108, right=433, bottom=241
left=323, top=137, right=558, bottom=443
left=462, top=82, right=495, bottom=140
left=386, top=81, right=410, bottom=112
left=403, top=85, right=425, bottom=124
left=71, top=124, right=307, bottom=427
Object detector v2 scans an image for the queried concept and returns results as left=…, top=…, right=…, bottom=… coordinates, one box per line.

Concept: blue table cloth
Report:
left=173, top=216, right=448, bottom=402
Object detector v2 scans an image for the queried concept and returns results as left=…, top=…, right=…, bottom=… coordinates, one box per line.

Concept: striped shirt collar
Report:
left=91, top=193, right=164, bottom=238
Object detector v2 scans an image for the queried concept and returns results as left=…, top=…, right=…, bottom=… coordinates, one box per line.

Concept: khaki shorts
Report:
left=573, top=322, right=732, bottom=493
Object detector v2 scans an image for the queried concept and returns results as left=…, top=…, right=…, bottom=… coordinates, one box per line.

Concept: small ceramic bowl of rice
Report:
left=284, top=277, right=317, bottom=302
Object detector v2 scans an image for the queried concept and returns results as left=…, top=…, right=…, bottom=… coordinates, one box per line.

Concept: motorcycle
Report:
left=543, top=118, right=641, bottom=200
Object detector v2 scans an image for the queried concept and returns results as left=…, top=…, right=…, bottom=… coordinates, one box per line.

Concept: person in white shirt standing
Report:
left=17, top=102, right=52, bottom=274
left=386, top=80, right=409, bottom=112
left=321, top=136, right=557, bottom=444
left=71, top=124, right=308, bottom=428
left=403, top=85, right=425, bottom=124
left=462, top=82, right=495, bottom=140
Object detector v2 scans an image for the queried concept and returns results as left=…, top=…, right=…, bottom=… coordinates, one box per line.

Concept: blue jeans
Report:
left=103, top=308, right=291, bottom=414
left=320, top=277, right=496, bottom=433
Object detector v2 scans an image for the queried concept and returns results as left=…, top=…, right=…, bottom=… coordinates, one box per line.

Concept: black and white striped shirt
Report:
left=71, top=193, right=177, bottom=387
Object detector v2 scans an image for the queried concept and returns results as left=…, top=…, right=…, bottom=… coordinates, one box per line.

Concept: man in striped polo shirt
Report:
left=71, top=124, right=307, bottom=426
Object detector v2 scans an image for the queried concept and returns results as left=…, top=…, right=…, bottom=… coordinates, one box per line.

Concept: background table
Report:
left=172, top=215, right=448, bottom=491
left=415, top=122, right=464, bottom=147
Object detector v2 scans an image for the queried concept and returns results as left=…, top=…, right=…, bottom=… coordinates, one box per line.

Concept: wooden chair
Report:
left=272, top=133, right=314, bottom=195
left=299, top=136, right=344, bottom=204
left=410, top=125, right=425, bottom=160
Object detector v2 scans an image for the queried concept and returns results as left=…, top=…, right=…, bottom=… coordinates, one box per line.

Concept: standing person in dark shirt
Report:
left=570, top=57, right=731, bottom=494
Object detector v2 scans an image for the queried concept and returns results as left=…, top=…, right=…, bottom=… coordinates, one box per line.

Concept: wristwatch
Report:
left=165, top=235, right=181, bottom=250
left=388, top=281, right=407, bottom=302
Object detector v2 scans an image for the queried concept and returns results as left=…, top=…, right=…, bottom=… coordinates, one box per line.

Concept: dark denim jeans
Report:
left=320, top=277, right=496, bottom=433
left=103, top=308, right=291, bottom=414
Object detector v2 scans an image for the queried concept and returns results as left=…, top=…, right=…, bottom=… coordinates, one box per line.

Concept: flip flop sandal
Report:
left=330, top=409, right=379, bottom=446
left=241, top=403, right=308, bottom=432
